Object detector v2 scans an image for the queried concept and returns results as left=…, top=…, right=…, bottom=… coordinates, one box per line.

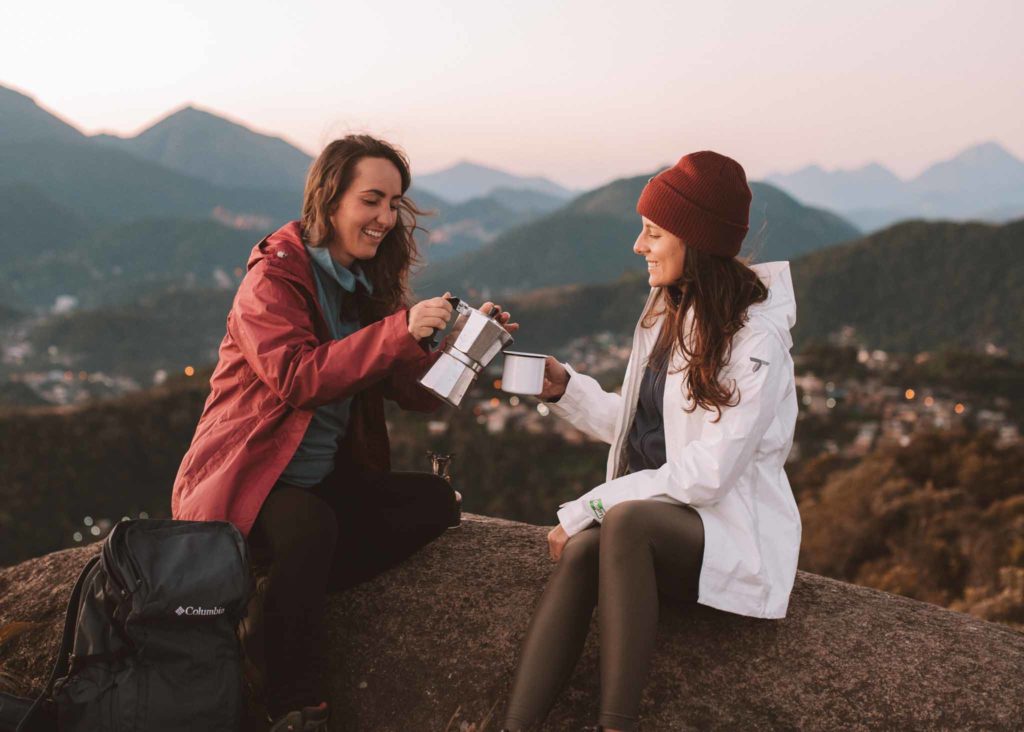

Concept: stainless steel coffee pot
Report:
left=418, top=297, right=514, bottom=407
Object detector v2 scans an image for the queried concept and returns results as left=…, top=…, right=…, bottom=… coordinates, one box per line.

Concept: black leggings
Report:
left=247, top=468, right=457, bottom=719
left=503, top=500, right=705, bottom=732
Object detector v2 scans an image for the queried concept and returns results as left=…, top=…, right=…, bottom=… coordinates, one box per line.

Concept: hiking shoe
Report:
left=269, top=702, right=329, bottom=731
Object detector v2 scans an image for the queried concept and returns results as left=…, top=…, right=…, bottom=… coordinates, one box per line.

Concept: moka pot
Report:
left=418, top=297, right=514, bottom=407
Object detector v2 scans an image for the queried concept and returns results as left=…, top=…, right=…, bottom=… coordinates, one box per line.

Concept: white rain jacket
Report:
left=550, top=261, right=801, bottom=619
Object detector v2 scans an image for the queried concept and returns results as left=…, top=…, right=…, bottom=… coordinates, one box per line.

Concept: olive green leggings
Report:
left=503, top=500, right=705, bottom=732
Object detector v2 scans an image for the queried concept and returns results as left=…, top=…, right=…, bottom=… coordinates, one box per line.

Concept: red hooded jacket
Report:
left=171, top=221, right=443, bottom=537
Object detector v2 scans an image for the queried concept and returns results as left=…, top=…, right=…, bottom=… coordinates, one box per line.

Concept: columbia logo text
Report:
left=175, top=605, right=225, bottom=617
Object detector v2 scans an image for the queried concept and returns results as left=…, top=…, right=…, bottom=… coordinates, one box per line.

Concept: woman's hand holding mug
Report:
left=539, top=356, right=570, bottom=401
left=408, top=292, right=454, bottom=341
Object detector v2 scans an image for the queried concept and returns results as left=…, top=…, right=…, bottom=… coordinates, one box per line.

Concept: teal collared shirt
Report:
left=277, top=245, right=373, bottom=488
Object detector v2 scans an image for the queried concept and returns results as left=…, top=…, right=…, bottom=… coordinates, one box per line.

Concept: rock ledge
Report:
left=1, top=514, right=1022, bottom=730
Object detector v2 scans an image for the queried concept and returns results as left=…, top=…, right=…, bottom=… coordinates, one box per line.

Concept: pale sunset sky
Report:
left=4, top=0, right=1022, bottom=189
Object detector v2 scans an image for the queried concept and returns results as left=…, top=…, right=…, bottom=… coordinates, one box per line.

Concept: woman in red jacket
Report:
left=172, top=135, right=515, bottom=731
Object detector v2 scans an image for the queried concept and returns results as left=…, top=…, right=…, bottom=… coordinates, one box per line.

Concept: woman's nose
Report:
left=633, top=236, right=647, bottom=255
left=377, top=207, right=397, bottom=228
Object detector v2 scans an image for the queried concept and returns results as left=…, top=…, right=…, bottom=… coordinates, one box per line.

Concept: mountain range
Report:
left=2, top=79, right=1022, bottom=395
left=502, top=218, right=1024, bottom=358
left=12, top=217, right=1022, bottom=392
left=94, top=105, right=314, bottom=192
left=0, top=84, right=568, bottom=273
left=413, top=174, right=861, bottom=297
left=415, top=161, right=575, bottom=203
left=767, top=142, right=1024, bottom=231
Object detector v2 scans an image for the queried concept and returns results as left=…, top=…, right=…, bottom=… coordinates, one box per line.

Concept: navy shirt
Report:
left=277, top=245, right=373, bottom=488
left=626, top=358, right=668, bottom=473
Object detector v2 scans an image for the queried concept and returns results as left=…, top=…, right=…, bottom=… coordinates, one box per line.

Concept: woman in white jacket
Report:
left=501, top=152, right=801, bottom=732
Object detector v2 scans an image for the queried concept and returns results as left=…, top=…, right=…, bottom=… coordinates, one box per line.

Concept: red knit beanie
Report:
left=636, top=151, right=752, bottom=258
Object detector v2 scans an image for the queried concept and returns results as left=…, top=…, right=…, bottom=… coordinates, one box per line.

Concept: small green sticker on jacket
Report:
left=589, top=498, right=606, bottom=520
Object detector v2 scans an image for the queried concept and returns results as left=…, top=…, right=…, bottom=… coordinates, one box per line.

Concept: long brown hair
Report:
left=301, top=135, right=427, bottom=322
left=643, top=245, right=769, bottom=422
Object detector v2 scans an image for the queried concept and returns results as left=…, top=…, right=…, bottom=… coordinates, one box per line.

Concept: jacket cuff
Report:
left=557, top=499, right=596, bottom=537
left=547, top=363, right=584, bottom=416
left=389, top=309, right=434, bottom=362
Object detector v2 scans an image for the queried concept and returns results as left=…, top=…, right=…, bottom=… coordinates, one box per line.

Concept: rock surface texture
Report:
left=1, top=514, right=1023, bottom=731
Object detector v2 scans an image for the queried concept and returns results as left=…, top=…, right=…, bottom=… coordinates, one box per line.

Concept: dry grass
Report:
left=442, top=698, right=501, bottom=732
left=0, top=621, right=41, bottom=694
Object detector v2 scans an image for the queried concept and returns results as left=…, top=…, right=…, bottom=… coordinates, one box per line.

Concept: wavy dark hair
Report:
left=643, top=243, right=769, bottom=422
left=301, top=135, right=427, bottom=322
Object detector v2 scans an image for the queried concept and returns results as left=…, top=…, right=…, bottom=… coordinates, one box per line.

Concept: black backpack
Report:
left=1, top=519, right=251, bottom=732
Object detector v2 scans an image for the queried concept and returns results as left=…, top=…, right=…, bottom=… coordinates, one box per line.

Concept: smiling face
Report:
left=327, top=156, right=404, bottom=267
left=634, top=216, right=686, bottom=286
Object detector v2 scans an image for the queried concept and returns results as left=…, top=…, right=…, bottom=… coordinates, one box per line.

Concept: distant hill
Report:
left=415, top=173, right=860, bottom=296
left=0, top=88, right=557, bottom=267
left=790, top=218, right=1024, bottom=356
left=453, top=218, right=1024, bottom=360
left=502, top=274, right=650, bottom=355
left=768, top=142, right=1024, bottom=231
left=11, top=217, right=1023, bottom=390
left=486, top=186, right=566, bottom=215
left=1, top=218, right=256, bottom=310
left=0, top=183, right=98, bottom=263
left=0, top=139, right=301, bottom=225
left=0, top=84, right=84, bottom=144
left=910, top=142, right=1024, bottom=217
left=419, top=190, right=564, bottom=264
left=416, top=161, right=575, bottom=203
left=765, top=162, right=909, bottom=213
left=0, top=301, right=23, bottom=325
left=94, top=105, right=313, bottom=192
left=27, top=287, right=235, bottom=382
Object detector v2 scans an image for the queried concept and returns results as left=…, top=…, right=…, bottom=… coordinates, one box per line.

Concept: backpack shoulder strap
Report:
left=16, top=553, right=100, bottom=732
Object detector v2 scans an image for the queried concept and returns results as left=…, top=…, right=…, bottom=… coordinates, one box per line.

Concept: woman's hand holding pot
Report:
left=479, top=301, right=520, bottom=335
left=548, top=524, right=569, bottom=562
left=437, top=300, right=521, bottom=349
left=539, top=356, right=569, bottom=401
left=408, top=293, right=454, bottom=340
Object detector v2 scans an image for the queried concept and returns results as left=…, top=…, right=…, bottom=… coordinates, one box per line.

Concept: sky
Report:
left=4, top=0, right=1023, bottom=189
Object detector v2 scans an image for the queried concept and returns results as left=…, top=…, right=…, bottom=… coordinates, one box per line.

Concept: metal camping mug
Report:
left=500, top=351, right=548, bottom=395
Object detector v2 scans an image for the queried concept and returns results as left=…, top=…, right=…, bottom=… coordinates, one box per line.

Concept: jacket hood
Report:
left=246, top=221, right=311, bottom=282
left=746, top=261, right=797, bottom=349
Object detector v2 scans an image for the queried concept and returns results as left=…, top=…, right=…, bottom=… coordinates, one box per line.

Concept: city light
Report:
left=509, top=396, right=521, bottom=406
left=492, top=379, right=502, bottom=389
left=924, top=396, right=934, bottom=407
left=537, top=403, right=550, bottom=416
left=955, top=403, right=966, bottom=414
left=83, top=516, right=93, bottom=526
left=905, top=389, right=916, bottom=400
left=184, top=365, right=195, bottom=376
left=72, top=532, right=82, bottom=542
left=489, top=397, right=500, bottom=407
